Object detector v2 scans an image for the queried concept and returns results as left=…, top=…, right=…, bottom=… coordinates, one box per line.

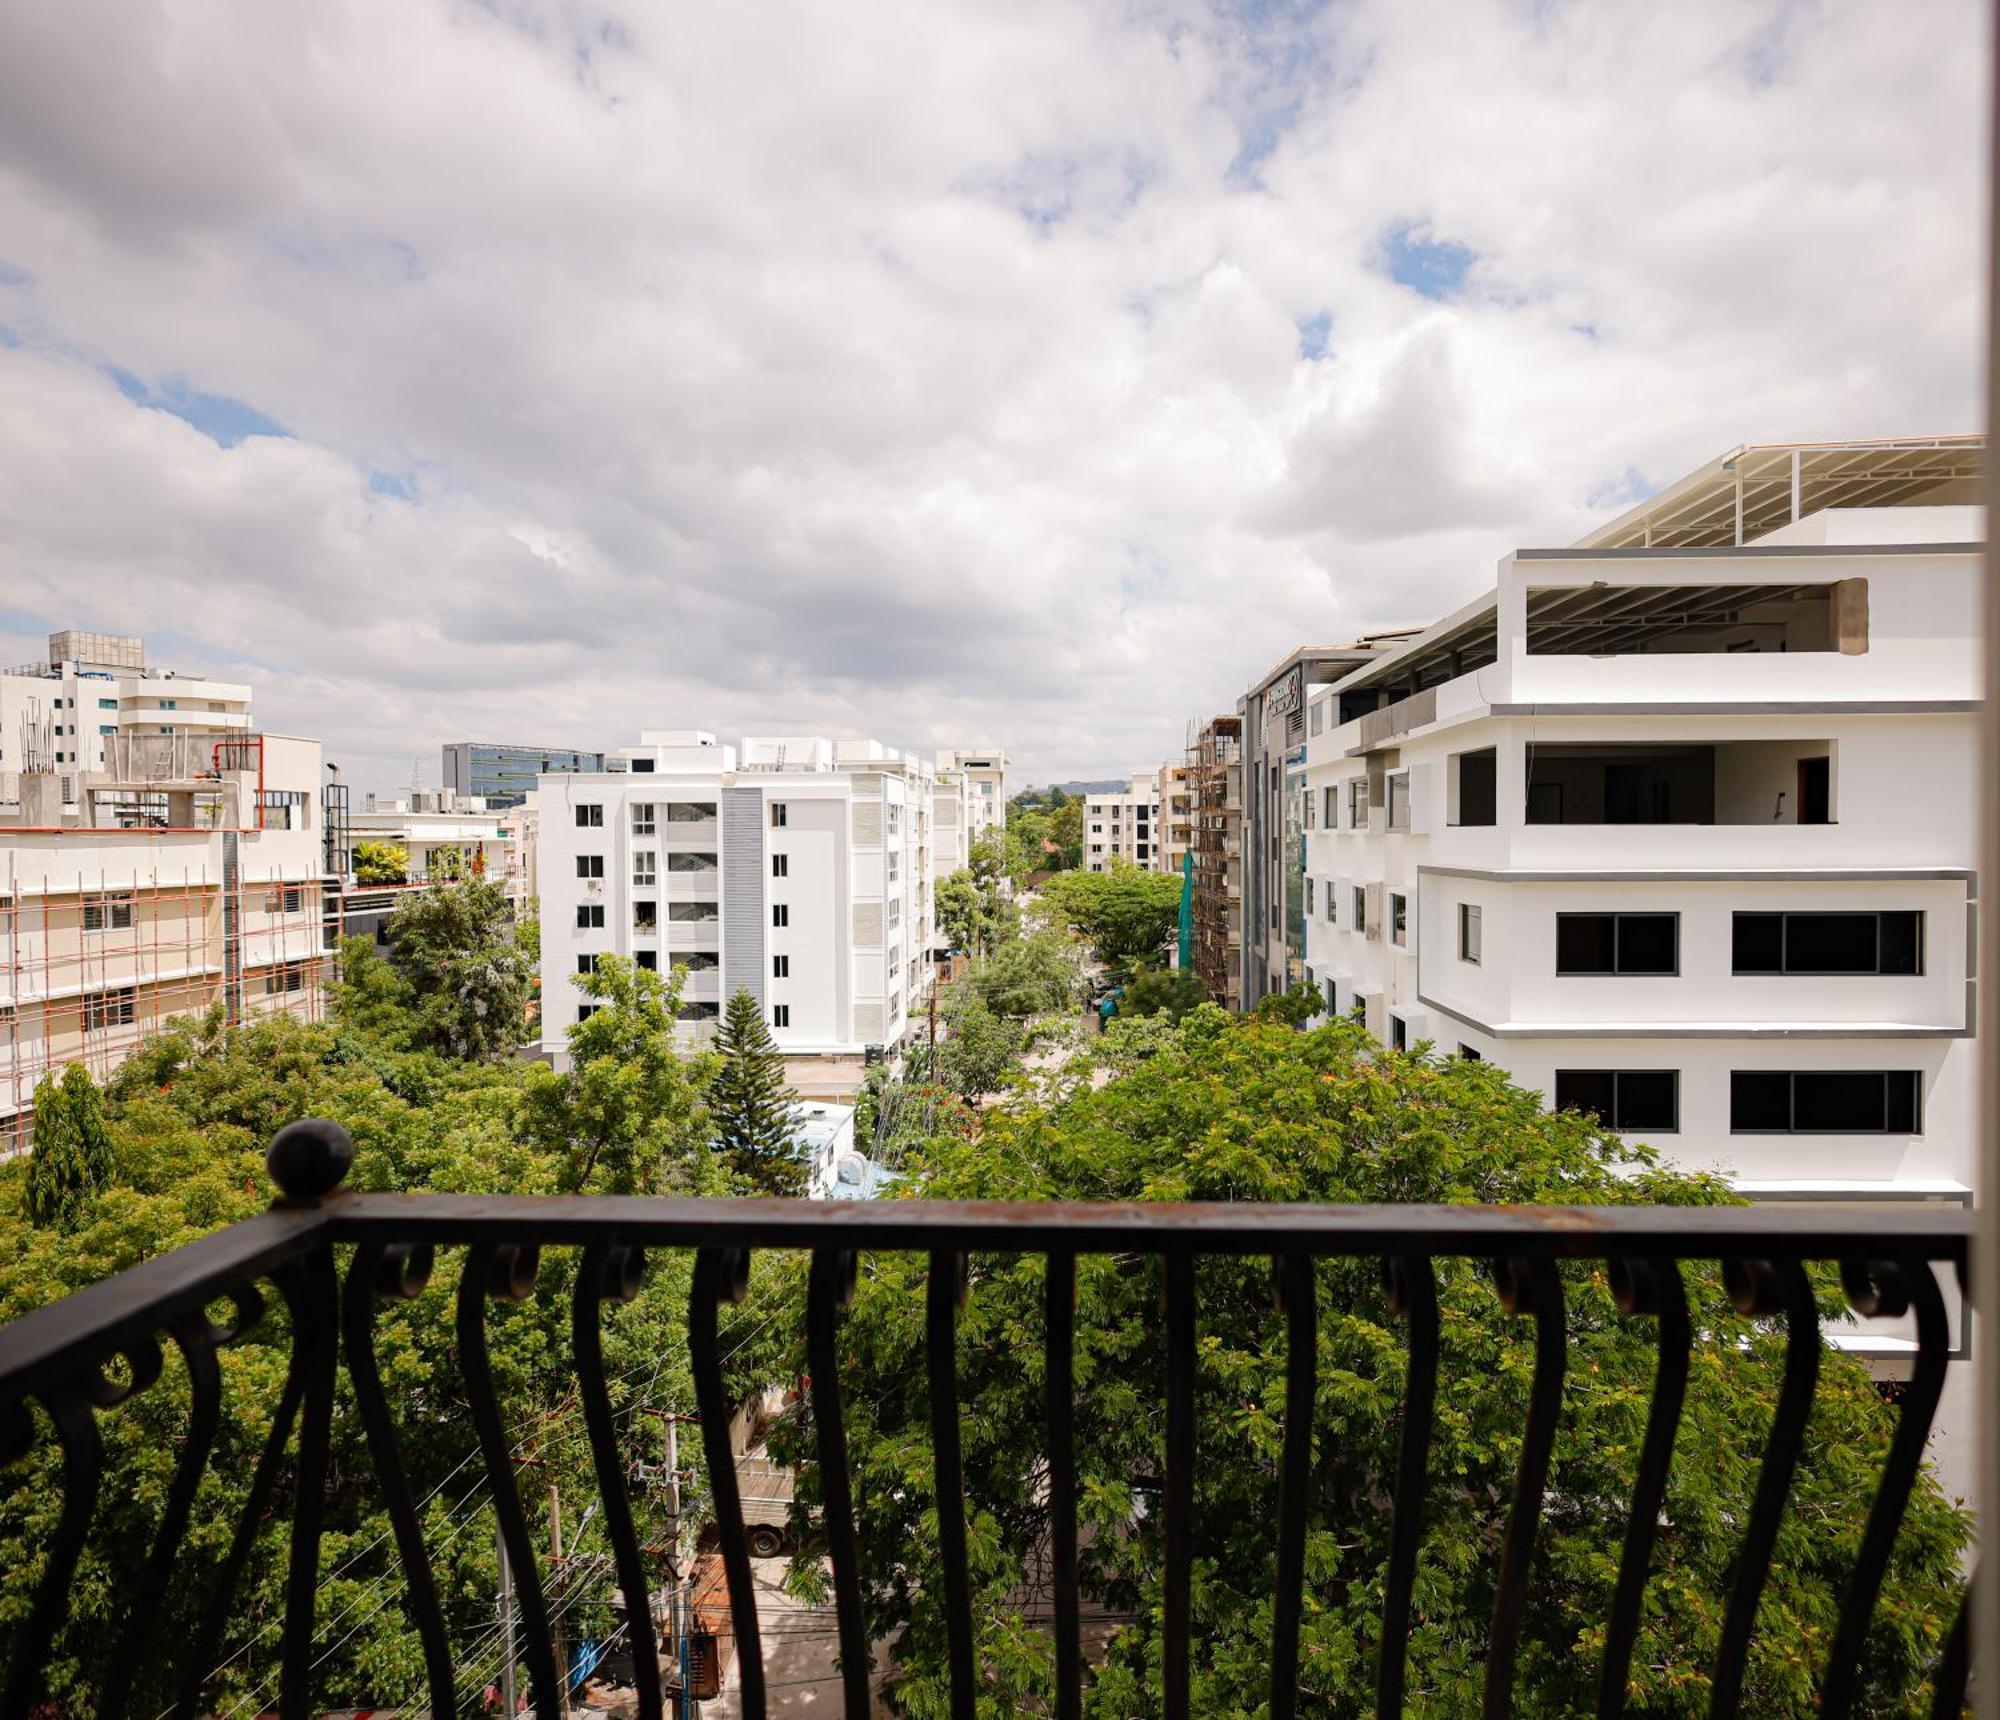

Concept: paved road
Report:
left=705, top=1557, right=877, bottom=1716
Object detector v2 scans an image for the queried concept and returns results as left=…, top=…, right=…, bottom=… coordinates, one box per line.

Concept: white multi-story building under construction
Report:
left=540, top=733, right=941, bottom=1096
left=1, top=717, right=327, bottom=1147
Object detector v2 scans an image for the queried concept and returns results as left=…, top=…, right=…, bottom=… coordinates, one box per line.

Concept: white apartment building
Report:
left=1084, top=773, right=1163, bottom=870
left=1157, top=761, right=1194, bottom=877
left=936, top=749, right=1009, bottom=843
left=1297, top=435, right=1982, bottom=1486
left=0, top=732, right=327, bottom=1146
left=539, top=733, right=939, bottom=1089
left=1, top=630, right=253, bottom=815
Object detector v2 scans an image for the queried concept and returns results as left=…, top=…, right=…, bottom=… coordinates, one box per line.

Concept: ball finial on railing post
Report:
left=267, top=1119, right=355, bottom=1206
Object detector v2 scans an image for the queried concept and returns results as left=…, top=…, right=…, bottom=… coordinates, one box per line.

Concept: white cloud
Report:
left=0, top=0, right=1982, bottom=792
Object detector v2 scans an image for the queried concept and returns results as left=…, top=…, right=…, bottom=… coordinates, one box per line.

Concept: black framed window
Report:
left=1555, top=1069, right=1679, bottom=1132
left=1730, top=1070, right=1921, bottom=1133
left=1556, top=912, right=1677, bottom=975
left=1731, top=911, right=1923, bottom=975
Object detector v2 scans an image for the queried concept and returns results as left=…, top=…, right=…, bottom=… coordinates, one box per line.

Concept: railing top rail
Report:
left=313, top=1192, right=1974, bottom=1260
left=0, top=1206, right=326, bottom=1400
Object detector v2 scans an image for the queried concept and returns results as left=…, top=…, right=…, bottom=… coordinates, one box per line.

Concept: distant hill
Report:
left=1015, top=779, right=1127, bottom=800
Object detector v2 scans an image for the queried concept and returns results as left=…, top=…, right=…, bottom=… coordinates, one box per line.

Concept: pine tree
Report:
left=24, top=1064, right=114, bottom=1231
left=709, top=988, right=802, bottom=1195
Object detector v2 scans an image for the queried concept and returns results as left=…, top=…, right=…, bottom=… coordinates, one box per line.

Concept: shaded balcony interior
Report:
left=1524, top=742, right=1833, bottom=826
left=1523, top=580, right=1862, bottom=656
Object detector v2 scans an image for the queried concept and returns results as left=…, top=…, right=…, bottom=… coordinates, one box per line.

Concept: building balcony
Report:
left=0, top=1121, right=1970, bottom=1718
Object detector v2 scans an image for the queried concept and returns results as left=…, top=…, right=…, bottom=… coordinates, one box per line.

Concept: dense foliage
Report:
left=711, top=987, right=804, bottom=1194
left=1120, top=963, right=1207, bottom=1021
left=0, top=943, right=750, bottom=1714
left=1038, top=859, right=1185, bottom=967
left=761, top=1004, right=1969, bottom=1717
left=23, top=1063, right=116, bottom=1230
left=351, top=838, right=409, bottom=884
left=1003, top=789, right=1083, bottom=880
left=383, top=877, right=536, bottom=1060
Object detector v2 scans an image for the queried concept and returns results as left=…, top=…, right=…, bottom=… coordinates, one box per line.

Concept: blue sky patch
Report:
left=1296, top=310, right=1332, bottom=360
left=109, top=366, right=291, bottom=448
left=1381, top=223, right=1476, bottom=300
left=1586, top=466, right=1654, bottom=512
left=0, top=260, right=31, bottom=290
left=368, top=469, right=419, bottom=501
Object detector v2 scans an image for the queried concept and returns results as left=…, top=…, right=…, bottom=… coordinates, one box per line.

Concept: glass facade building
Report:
left=441, top=742, right=605, bottom=808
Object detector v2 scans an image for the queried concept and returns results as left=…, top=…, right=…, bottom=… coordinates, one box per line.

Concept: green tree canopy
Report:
left=384, top=878, right=532, bottom=1060
left=710, top=987, right=803, bottom=1195
left=1120, top=964, right=1207, bottom=1022
left=518, top=954, right=720, bottom=1195
left=351, top=839, right=408, bottom=884
left=936, top=870, right=983, bottom=956
left=962, top=925, right=1083, bottom=1019
left=937, top=985, right=1026, bottom=1101
left=23, top=1063, right=115, bottom=1231
left=1038, top=860, right=1184, bottom=967
left=763, top=1009, right=1967, bottom=1716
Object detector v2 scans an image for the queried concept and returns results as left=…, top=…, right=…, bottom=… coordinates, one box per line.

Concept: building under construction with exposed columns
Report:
left=1, top=632, right=331, bottom=1149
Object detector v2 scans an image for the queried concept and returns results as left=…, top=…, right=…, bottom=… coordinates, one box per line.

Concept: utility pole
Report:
left=497, top=1524, right=517, bottom=1718
left=666, top=1415, right=689, bottom=1720
left=550, top=1485, right=569, bottom=1719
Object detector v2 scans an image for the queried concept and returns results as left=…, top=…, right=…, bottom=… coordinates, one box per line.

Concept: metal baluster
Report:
left=1046, top=1250, right=1080, bottom=1720
left=341, top=1244, right=455, bottom=1720
left=1270, top=1252, right=1316, bottom=1720
left=1485, top=1257, right=1565, bottom=1720
left=1822, top=1260, right=1951, bottom=1717
left=100, top=1308, right=231, bottom=1720
left=692, top=1247, right=762, bottom=1720
left=4, top=1380, right=107, bottom=1718
left=575, top=1243, right=663, bottom=1720
left=173, top=1282, right=305, bottom=1720
left=928, top=1251, right=976, bottom=1720
left=1597, top=1257, right=1690, bottom=1719
left=458, top=1242, right=562, bottom=1718
left=1378, top=1254, right=1438, bottom=1719
left=278, top=1244, right=337, bottom=1720
left=1163, top=1252, right=1196, bottom=1720
left=808, top=1248, right=870, bottom=1714
left=1708, top=1258, right=1819, bottom=1719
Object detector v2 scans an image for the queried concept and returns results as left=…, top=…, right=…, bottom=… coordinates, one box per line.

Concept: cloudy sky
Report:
left=0, top=0, right=1983, bottom=794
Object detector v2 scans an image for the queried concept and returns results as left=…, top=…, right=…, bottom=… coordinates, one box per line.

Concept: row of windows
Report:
left=1318, top=894, right=1929, bottom=980
left=581, top=851, right=795, bottom=883
left=580, top=802, right=721, bottom=832
left=577, top=901, right=722, bottom=927
left=1553, top=1068, right=1922, bottom=1135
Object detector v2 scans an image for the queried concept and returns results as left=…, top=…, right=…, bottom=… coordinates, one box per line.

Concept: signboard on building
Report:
left=1268, top=666, right=1304, bottom=721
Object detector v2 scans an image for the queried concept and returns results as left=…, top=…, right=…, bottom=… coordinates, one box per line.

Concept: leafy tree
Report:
left=426, top=842, right=467, bottom=881
left=351, top=839, right=408, bottom=884
left=23, top=1064, right=115, bottom=1231
left=1046, top=796, right=1083, bottom=869
left=764, top=1009, right=1968, bottom=1716
left=1120, top=964, right=1206, bottom=1022
left=1039, top=860, right=1184, bottom=967
left=937, top=870, right=983, bottom=956
left=384, top=878, right=531, bottom=1059
left=937, top=987, right=1026, bottom=1101
left=711, top=987, right=803, bottom=1194
left=518, top=954, right=719, bottom=1195
left=964, top=926, right=1083, bottom=1018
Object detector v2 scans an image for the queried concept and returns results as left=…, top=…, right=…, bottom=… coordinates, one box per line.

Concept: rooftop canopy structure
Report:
left=1579, top=435, right=1983, bottom=550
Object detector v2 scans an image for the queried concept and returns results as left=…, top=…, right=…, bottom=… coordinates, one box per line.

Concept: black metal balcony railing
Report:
left=0, top=1120, right=1974, bottom=1720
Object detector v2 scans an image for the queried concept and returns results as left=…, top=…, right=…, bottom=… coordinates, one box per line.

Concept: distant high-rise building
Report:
left=442, top=741, right=605, bottom=808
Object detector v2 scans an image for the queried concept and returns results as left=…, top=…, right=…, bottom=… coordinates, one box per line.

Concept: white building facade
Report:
left=539, top=734, right=939, bottom=1077
left=1297, top=436, right=1983, bottom=1488
left=1, top=630, right=254, bottom=816
left=1085, top=773, right=1162, bottom=870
